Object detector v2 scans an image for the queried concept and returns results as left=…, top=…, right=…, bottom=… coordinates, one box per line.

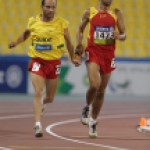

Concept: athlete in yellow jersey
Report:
left=27, top=14, right=70, bottom=60
left=8, top=0, right=80, bottom=138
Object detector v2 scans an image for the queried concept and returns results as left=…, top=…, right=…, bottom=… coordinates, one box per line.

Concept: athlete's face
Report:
left=42, top=0, right=56, bottom=19
left=100, top=0, right=113, bottom=7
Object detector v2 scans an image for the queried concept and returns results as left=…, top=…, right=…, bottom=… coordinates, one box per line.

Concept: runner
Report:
left=8, top=0, right=80, bottom=137
left=75, top=0, right=126, bottom=137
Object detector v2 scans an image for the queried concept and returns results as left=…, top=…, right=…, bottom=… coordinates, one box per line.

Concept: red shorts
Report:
left=85, top=48, right=116, bottom=74
left=28, top=58, right=61, bottom=79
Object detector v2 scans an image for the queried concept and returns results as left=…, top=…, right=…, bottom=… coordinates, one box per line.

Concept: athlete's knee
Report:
left=99, top=85, right=107, bottom=94
left=34, top=89, right=43, bottom=100
left=96, top=91, right=105, bottom=97
left=89, top=83, right=100, bottom=92
left=96, top=88, right=106, bottom=99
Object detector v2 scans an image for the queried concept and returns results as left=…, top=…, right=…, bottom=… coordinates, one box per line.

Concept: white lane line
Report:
left=0, top=113, right=148, bottom=121
left=0, top=114, right=33, bottom=120
left=46, top=114, right=143, bottom=150
left=46, top=114, right=146, bottom=149
left=0, top=147, right=13, bottom=150
left=0, top=112, right=80, bottom=120
left=0, top=113, right=148, bottom=150
left=46, top=119, right=126, bottom=150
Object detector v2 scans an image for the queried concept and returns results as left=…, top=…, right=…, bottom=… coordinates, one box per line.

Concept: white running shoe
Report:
left=89, top=121, right=98, bottom=138
left=35, top=125, right=43, bottom=137
left=81, top=106, right=89, bottom=125
left=137, top=126, right=150, bottom=133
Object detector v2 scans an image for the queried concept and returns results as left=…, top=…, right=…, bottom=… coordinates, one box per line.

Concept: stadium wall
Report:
left=0, top=56, right=150, bottom=96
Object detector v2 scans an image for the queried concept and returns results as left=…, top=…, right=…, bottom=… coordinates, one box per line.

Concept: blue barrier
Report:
left=0, top=55, right=150, bottom=94
left=0, top=58, right=28, bottom=93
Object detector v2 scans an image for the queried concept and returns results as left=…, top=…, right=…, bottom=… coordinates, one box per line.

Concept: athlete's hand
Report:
left=72, top=55, right=82, bottom=67
left=113, top=31, right=121, bottom=40
left=75, top=44, right=84, bottom=56
left=8, top=42, right=17, bottom=49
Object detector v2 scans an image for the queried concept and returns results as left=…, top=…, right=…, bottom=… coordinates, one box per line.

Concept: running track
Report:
left=0, top=95, right=150, bottom=150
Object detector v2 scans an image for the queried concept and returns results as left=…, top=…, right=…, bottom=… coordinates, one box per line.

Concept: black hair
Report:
left=41, top=0, right=57, bottom=6
left=41, top=0, right=45, bottom=6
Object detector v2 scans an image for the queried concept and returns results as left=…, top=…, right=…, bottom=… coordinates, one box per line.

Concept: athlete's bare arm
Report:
left=77, top=8, right=90, bottom=45
left=114, top=9, right=126, bottom=41
left=75, top=8, right=90, bottom=56
left=64, top=28, right=81, bottom=66
left=8, top=29, right=31, bottom=49
left=64, top=28, right=74, bottom=60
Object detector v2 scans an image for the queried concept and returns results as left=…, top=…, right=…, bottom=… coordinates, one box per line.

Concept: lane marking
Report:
left=0, top=147, right=13, bottom=150
left=46, top=119, right=125, bottom=150
left=46, top=114, right=149, bottom=150
left=71, top=136, right=150, bottom=140
left=0, top=112, right=80, bottom=120
left=10, top=146, right=114, bottom=150
left=0, top=113, right=148, bottom=120
left=0, top=113, right=149, bottom=150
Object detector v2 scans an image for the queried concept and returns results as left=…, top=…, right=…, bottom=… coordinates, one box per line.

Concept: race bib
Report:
left=94, top=26, right=115, bottom=45
left=111, top=58, right=116, bottom=68
left=32, top=62, right=40, bottom=71
left=55, top=65, right=61, bottom=75
left=35, top=44, right=52, bottom=51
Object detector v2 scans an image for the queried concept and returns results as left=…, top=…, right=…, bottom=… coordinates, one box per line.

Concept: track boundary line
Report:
left=0, top=113, right=149, bottom=150
left=46, top=114, right=146, bottom=150
left=0, top=147, right=13, bottom=150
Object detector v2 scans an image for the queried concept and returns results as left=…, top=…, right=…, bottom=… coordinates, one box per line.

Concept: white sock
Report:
left=85, top=104, right=91, bottom=108
left=35, top=122, right=41, bottom=127
left=89, top=117, right=97, bottom=124
left=89, top=104, right=92, bottom=116
left=89, top=104, right=92, bottom=109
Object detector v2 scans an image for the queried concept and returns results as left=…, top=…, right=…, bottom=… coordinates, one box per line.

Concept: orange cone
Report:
left=140, top=117, right=147, bottom=127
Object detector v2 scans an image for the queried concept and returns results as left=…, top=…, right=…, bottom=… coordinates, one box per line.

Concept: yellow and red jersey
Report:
left=87, top=7, right=117, bottom=53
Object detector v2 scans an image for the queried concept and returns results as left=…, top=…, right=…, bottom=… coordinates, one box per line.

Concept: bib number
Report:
left=95, top=31, right=114, bottom=39
left=56, top=65, right=61, bottom=75
left=32, top=62, right=40, bottom=71
left=85, top=51, right=89, bottom=61
left=94, top=26, right=115, bottom=44
left=111, top=58, right=116, bottom=68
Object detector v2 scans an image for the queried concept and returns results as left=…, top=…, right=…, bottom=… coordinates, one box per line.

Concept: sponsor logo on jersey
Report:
left=100, top=14, right=107, bottom=18
left=36, top=37, right=52, bottom=43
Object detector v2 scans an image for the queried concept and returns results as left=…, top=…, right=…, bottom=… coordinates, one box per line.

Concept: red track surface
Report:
left=0, top=99, right=150, bottom=150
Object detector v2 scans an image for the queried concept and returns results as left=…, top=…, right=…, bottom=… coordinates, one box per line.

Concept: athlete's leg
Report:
left=43, top=78, right=58, bottom=104
left=89, top=73, right=111, bottom=137
left=81, top=62, right=100, bottom=125
left=86, top=62, right=101, bottom=105
left=41, top=78, right=58, bottom=116
left=41, top=60, right=61, bottom=115
left=30, top=73, right=45, bottom=122
left=92, top=73, right=111, bottom=119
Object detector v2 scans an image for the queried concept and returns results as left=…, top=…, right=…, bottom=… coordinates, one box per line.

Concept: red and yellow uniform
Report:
left=86, top=7, right=117, bottom=74
left=28, top=15, right=69, bottom=79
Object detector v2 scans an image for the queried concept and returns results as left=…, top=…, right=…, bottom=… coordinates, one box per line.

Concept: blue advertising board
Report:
left=0, top=59, right=28, bottom=93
